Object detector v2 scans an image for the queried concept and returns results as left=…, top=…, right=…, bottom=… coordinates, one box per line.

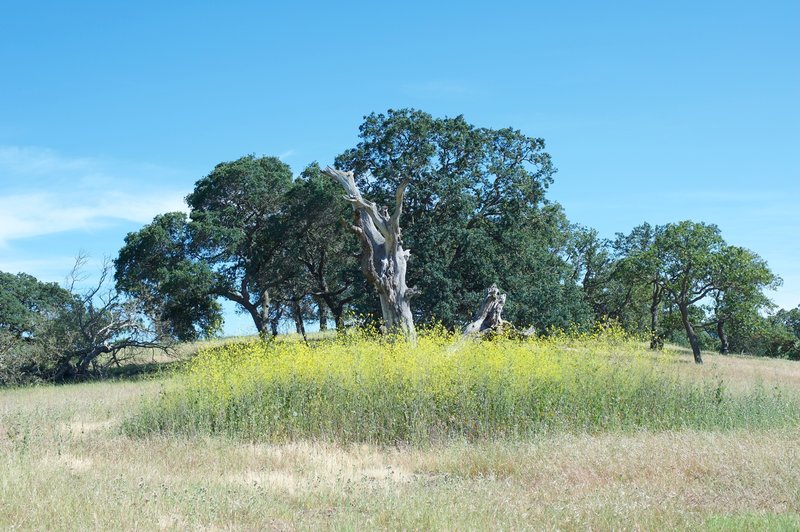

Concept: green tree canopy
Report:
left=1, top=261, right=173, bottom=384
left=115, top=155, right=358, bottom=336
left=283, top=163, right=360, bottom=330
left=114, top=212, right=222, bottom=341
left=116, top=155, right=296, bottom=336
left=334, top=109, right=589, bottom=330
left=0, top=272, right=75, bottom=339
left=710, top=245, right=780, bottom=354
left=606, top=220, right=781, bottom=362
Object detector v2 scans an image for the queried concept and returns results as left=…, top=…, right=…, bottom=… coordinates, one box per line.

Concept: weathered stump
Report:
left=463, top=284, right=507, bottom=336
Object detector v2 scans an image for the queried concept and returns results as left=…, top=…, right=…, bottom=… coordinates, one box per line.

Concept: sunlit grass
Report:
left=2, top=337, right=800, bottom=529
left=125, top=325, right=800, bottom=444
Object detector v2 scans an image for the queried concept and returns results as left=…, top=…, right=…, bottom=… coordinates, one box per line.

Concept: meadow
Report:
left=2, top=330, right=800, bottom=530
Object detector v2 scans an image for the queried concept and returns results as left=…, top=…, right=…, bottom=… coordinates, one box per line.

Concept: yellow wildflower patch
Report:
left=126, top=324, right=799, bottom=445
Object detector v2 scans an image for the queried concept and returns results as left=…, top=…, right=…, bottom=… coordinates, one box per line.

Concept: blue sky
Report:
left=1, top=1, right=798, bottom=335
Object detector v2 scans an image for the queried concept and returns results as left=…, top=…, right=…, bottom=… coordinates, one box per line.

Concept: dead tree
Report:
left=53, top=255, right=176, bottom=380
left=321, top=167, right=417, bottom=342
left=463, top=284, right=507, bottom=336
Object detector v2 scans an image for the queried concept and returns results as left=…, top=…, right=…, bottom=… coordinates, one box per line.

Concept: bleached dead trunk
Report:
left=322, top=167, right=417, bottom=342
left=463, top=284, right=507, bottom=336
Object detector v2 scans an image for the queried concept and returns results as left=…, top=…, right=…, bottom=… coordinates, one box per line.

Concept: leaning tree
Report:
left=654, top=221, right=726, bottom=364
left=321, top=167, right=417, bottom=341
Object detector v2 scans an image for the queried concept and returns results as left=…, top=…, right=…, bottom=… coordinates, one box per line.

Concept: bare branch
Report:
left=390, top=179, right=410, bottom=235
left=322, top=166, right=391, bottom=239
left=65, top=251, right=90, bottom=292
left=344, top=217, right=381, bottom=289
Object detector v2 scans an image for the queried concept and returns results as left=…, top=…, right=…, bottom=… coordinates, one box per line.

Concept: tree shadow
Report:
left=102, top=359, right=188, bottom=381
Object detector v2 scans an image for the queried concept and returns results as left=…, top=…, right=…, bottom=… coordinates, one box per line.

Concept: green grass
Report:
left=704, top=513, right=800, bottom=531
left=124, top=328, right=800, bottom=445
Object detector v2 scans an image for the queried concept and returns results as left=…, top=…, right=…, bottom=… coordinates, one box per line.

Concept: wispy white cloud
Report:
left=0, top=254, right=107, bottom=286
left=0, top=191, right=186, bottom=245
left=278, top=149, right=295, bottom=161
left=0, top=146, right=188, bottom=246
left=0, top=145, right=94, bottom=178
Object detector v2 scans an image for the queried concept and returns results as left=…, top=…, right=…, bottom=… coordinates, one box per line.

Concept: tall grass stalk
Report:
left=125, top=326, right=800, bottom=445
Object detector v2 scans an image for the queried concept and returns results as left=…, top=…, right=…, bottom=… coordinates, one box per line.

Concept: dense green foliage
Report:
left=115, top=157, right=357, bottom=338
left=109, top=109, right=798, bottom=355
left=0, top=272, right=74, bottom=339
left=116, top=156, right=293, bottom=337
left=335, top=109, right=590, bottom=330
left=114, top=212, right=223, bottom=341
left=115, top=110, right=596, bottom=337
left=0, top=272, right=76, bottom=383
left=594, top=221, right=783, bottom=361
left=731, top=306, right=800, bottom=360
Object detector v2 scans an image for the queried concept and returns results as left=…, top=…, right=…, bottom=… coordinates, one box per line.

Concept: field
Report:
left=2, top=334, right=800, bottom=530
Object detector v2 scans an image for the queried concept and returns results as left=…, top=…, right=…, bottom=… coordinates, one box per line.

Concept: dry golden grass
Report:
left=667, top=345, right=800, bottom=392
left=1, top=346, right=799, bottom=530
left=114, top=334, right=260, bottom=367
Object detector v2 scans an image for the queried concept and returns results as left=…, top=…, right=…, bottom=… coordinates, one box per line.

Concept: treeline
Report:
left=1, top=109, right=799, bottom=382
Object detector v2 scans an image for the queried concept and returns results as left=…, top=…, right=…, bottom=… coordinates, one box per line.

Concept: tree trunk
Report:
left=717, top=319, right=729, bottom=354
left=260, top=289, right=270, bottom=337
left=292, top=308, right=304, bottom=336
left=290, top=299, right=307, bottom=341
left=322, top=167, right=417, bottom=342
left=239, top=300, right=267, bottom=336
left=463, top=284, right=506, bottom=336
left=76, top=344, right=111, bottom=376
left=317, top=300, right=328, bottom=331
left=649, top=282, right=662, bottom=349
left=234, top=289, right=269, bottom=337
left=269, top=305, right=282, bottom=337
left=679, top=303, right=703, bottom=364
left=332, top=304, right=345, bottom=331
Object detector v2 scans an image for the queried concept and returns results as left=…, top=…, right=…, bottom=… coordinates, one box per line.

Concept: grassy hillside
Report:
left=2, top=335, right=799, bottom=530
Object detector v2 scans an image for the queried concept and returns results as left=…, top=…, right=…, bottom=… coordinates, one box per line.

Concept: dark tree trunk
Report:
left=679, top=303, right=703, bottom=364
left=260, top=290, right=270, bottom=337
left=231, top=288, right=270, bottom=337
left=717, top=319, right=729, bottom=354
left=290, top=299, right=307, bottom=341
left=240, top=301, right=266, bottom=336
left=317, top=299, right=328, bottom=331
left=323, top=167, right=416, bottom=342
left=76, top=344, right=112, bottom=375
left=332, top=304, right=345, bottom=331
left=293, top=313, right=304, bottom=336
left=269, top=305, right=282, bottom=337
left=303, top=251, right=353, bottom=336
left=649, top=282, right=662, bottom=349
